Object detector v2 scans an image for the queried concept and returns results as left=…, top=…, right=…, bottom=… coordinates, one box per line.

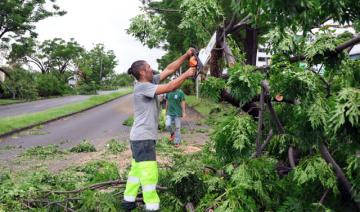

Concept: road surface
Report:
left=0, top=93, right=134, bottom=164
left=0, top=89, right=124, bottom=118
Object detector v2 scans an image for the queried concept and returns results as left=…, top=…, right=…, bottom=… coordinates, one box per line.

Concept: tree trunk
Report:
left=244, top=27, right=258, bottom=65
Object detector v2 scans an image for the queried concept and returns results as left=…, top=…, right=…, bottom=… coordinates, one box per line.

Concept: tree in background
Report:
left=8, top=37, right=84, bottom=74
left=0, top=0, right=65, bottom=49
left=76, top=44, right=117, bottom=84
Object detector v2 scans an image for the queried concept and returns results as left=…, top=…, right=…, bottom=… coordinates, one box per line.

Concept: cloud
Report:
left=35, top=0, right=165, bottom=73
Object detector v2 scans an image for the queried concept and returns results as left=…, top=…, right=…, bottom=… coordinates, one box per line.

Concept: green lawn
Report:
left=0, top=89, right=132, bottom=135
left=0, top=99, right=25, bottom=106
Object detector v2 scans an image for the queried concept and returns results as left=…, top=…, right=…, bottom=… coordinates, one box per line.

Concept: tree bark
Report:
left=255, top=86, right=265, bottom=156
left=319, top=141, right=360, bottom=210
left=244, top=26, right=258, bottom=65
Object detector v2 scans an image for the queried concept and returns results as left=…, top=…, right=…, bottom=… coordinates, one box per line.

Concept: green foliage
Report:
left=20, top=145, right=66, bottom=159
left=293, top=155, right=338, bottom=193
left=1, top=67, right=38, bottom=100
left=9, top=37, right=84, bottom=74
left=76, top=44, right=118, bottom=84
left=212, top=115, right=257, bottom=163
left=227, top=64, right=263, bottom=106
left=122, top=116, right=134, bottom=126
left=178, top=0, right=223, bottom=45
left=106, top=139, right=127, bottom=154
left=346, top=155, right=360, bottom=200
left=0, top=0, right=65, bottom=42
left=159, top=109, right=166, bottom=131
left=70, top=140, right=96, bottom=153
left=328, top=87, right=360, bottom=135
left=76, top=81, right=98, bottom=95
left=180, top=79, right=195, bottom=95
left=200, top=76, right=225, bottom=102
left=35, top=73, right=70, bottom=97
left=269, top=60, right=319, bottom=101
left=0, top=160, right=122, bottom=211
left=127, top=14, right=167, bottom=48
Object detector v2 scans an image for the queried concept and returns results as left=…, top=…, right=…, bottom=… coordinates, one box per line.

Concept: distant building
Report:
left=349, top=44, right=360, bottom=60
left=256, top=45, right=271, bottom=67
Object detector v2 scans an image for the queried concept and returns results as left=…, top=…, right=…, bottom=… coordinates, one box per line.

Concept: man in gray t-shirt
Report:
left=122, top=48, right=196, bottom=211
left=130, top=74, right=161, bottom=141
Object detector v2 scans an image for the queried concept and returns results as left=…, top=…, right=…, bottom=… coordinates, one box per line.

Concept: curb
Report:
left=0, top=92, right=132, bottom=139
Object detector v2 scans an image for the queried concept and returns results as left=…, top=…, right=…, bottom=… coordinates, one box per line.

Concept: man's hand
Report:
left=186, top=48, right=195, bottom=58
left=185, top=67, right=196, bottom=78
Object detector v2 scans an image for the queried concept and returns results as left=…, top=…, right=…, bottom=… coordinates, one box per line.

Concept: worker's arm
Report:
left=181, top=100, right=186, bottom=119
left=159, top=48, right=194, bottom=82
left=156, top=67, right=195, bottom=95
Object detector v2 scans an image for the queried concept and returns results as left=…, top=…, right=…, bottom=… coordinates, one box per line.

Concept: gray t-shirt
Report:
left=130, top=74, right=161, bottom=140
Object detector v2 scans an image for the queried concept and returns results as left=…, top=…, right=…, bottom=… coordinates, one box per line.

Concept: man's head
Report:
left=127, top=60, right=154, bottom=82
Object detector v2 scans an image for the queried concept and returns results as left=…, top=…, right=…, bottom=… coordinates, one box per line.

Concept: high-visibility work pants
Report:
left=124, top=140, right=160, bottom=211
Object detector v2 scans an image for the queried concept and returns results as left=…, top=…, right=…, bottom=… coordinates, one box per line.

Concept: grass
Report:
left=0, top=89, right=132, bottom=135
left=70, top=140, right=96, bottom=153
left=106, top=138, right=127, bottom=154
left=185, top=95, right=237, bottom=125
left=122, top=116, right=134, bottom=126
left=0, top=99, right=24, bottom=105
left=20, top=144, right=67, bottom=159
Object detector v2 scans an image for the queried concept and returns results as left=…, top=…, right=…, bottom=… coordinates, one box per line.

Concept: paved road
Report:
left=0, top=94, right=134, bottom=163
left=0, top=89, right=124, bottom=118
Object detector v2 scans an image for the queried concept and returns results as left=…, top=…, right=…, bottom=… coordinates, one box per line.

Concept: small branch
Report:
left=288, top=146, right=296, bottom=169
left=260, top=129, right=274, bottom=153
left=51, top=179, right=127, bottom=194
left=319, top=189, right=330, bottom=205
left=261, top=81, right=284, bottom=133
left=145, top=7, right=181, bottom=13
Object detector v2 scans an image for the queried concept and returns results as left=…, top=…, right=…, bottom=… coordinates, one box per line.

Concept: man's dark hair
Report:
left=128, top=60, right=146, bottom=80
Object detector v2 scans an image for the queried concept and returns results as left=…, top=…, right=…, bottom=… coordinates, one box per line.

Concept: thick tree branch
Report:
left=227, top=14, right=251, bottom=34
left=319, top=141, right=360, bottom=210
left=0, top=67, right=11, bottom=79
left=289, top=34, right=360, bottom=63
left=255, top=85, right=265, bottom=156
left=319, top=189, right=330, bottom=205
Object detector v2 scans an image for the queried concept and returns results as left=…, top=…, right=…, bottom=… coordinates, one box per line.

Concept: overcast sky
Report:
left=35, top=0, right=165, bottom=73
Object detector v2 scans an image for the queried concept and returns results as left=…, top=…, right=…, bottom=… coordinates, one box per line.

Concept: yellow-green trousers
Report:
left=124, top=140, right=160, bottom=211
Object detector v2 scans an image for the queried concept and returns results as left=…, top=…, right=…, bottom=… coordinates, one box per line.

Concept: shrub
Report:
left=35, top=73, right=69, bottom=97
left=20, top=145, right=66, bottom=159
left=70, top=140, right=96, bottom=153
left=122, top=116, right=134, bottom=126
left=77, top=81, right=98, bottom=95
left=106, top=139, right=127, bottom=154
left=1, top=68, right=38, bottom=100
left=181, top=79, right=195, bottom=95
